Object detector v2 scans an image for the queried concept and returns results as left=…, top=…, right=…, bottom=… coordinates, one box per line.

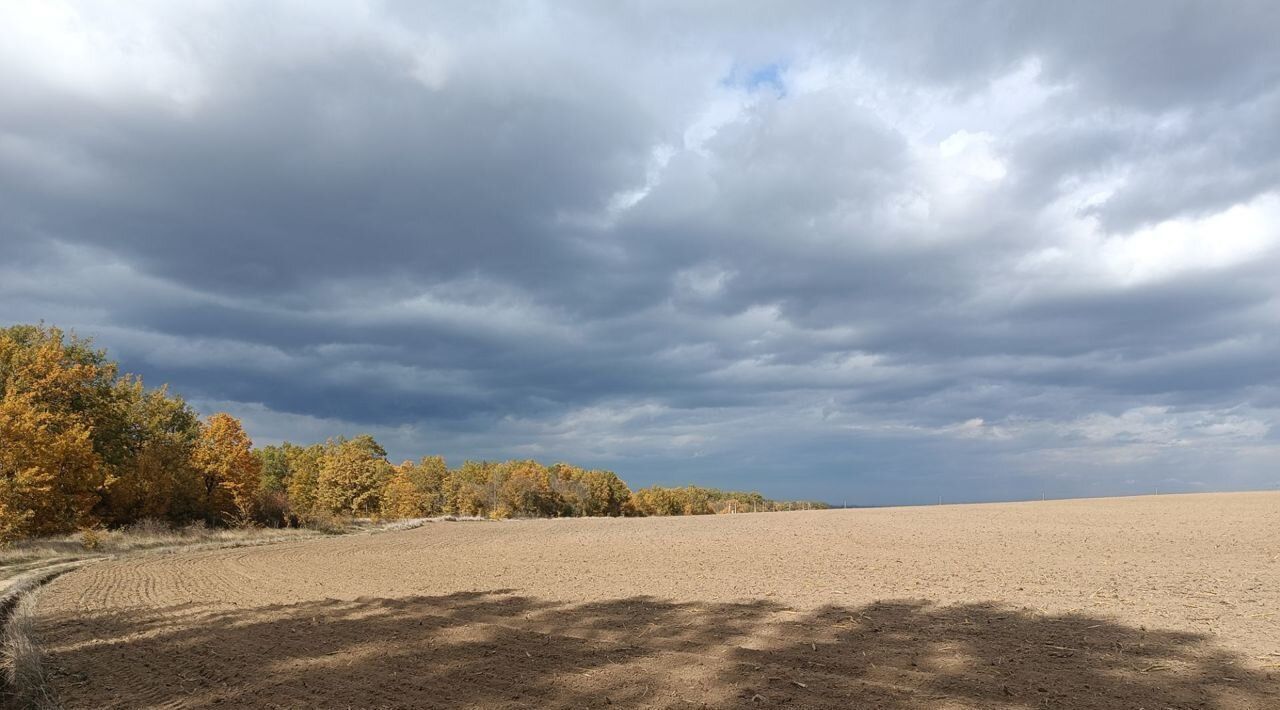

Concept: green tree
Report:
left=255, top=444, right=296, bottom=495
left=98, top=380, right=204, bottom=526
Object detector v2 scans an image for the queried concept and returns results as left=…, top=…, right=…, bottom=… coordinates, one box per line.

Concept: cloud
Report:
left=2, top=1, right=1279, bottom=503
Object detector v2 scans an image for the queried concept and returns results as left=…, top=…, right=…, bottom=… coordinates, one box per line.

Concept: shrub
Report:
left=79, top=528, right=104, bottom=551
left=247, top=490, right=292, bottom=528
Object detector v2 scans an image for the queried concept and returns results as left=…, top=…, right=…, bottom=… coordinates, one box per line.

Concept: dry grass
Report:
left=4, top=592, right=55, bottom=710
left=1, top=522, right=318, bottom=572
left=0, top=517, right=441, bottom=578
left=1, top=564, right=84, bottom=710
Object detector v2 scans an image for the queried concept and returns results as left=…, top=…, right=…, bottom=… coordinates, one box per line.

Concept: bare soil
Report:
left=29, top=492, right=1280, bottom=708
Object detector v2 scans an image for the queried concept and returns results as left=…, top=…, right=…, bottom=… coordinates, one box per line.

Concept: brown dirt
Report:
left=30, top=491, right=1280, bottom=708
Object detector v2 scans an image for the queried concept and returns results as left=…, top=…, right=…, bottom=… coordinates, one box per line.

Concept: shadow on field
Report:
left=37, top=591, right=1277, bottom=709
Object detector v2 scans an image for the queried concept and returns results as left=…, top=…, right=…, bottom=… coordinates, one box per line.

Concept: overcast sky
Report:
left=3, top=1, right=1279, bottom=504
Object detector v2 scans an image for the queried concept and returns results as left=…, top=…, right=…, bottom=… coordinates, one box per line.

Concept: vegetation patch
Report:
left=1, top=562, right=85, bottom=710
left=1, top=324, right=825, bottom=546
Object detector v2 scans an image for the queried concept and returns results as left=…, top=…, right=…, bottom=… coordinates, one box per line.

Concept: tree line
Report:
left=0, top=324, right=826, bottom=543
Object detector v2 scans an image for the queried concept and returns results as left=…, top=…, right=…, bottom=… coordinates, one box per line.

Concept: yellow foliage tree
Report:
left=284, top=443, right=324, bottom=517
left=578, top=469, right=632, bottom=516
left=443, top=460, right=495, bottom=516
left=190, top=413, right=261, bottom=522
left=315, top=436, right=392, bottom=517
left=1, top=326, right=108, bottom=541
left=1, top=326, right=124, bottom=481
left=405, top=455, right=448, bottom=515
left=0, top=394, right=99, bottom=542
left=379, top=462, right=430, bottom=519
left=498, top=460, right=557, bottom=517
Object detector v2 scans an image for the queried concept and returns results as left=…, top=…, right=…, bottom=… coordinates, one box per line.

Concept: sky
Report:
left=3, top=1, right=1280, bottom=505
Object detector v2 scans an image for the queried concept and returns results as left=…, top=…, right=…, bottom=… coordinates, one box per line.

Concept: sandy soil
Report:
left=30, top=491, right=1280, bottom=709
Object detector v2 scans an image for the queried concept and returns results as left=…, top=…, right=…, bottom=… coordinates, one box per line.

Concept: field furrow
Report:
left=31, top=492, right=1280, bottom=709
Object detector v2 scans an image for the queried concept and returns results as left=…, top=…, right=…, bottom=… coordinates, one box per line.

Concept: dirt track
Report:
left=31, top=492, right=1280, bottom=708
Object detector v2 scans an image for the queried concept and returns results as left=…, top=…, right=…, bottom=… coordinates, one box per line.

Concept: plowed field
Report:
left=31, top=492, right=1280, bottom=708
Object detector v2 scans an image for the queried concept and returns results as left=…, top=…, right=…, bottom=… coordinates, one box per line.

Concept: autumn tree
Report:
left=244, top=443, right=300, bottom=526
left=0, top=394, right=99, bottom=541
left=630, top=486, right=683, bottom=516
left=1, top=324, right=219, bottom=535
left=1, top=325, right=126, bottom=474
left=285, top=443, right=325, bottom=517
left=549, top=465, right=589, bottom=516
left=315, top=436, right=392, bottom=517
left=379, top=455, right=449, bottom=519
left=190, top=413, right=262, bottom=522
left=497, top=460, right=558, bottom=518
left=3, top=323, right=807, bottom=541
left=99, top=381, right=203, bottom=526
left=0, top=326, right=107, bottom=539
left=380, top=462, right=430, bottom=519
left=405, top=455, right=448, bottom=515
left=577, top=469, right=632, bottom=516
left=444, top=460, right=496, bottom=517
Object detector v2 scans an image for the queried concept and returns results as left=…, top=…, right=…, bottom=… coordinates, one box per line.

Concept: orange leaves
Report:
left=0, top=326, right=106, bottom=541
left=0, top=392, right=99, bottom=541
left=191, top=413, right=262, bottom=521
left=2, top=322, right=812, bottom=541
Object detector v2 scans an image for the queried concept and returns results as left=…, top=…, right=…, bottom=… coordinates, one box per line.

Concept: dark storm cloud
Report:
left=3, top=1, right=1279, bottom=503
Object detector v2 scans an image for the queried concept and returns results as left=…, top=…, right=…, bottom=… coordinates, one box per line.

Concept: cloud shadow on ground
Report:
left=35, top=591, right=1279, bottom=708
